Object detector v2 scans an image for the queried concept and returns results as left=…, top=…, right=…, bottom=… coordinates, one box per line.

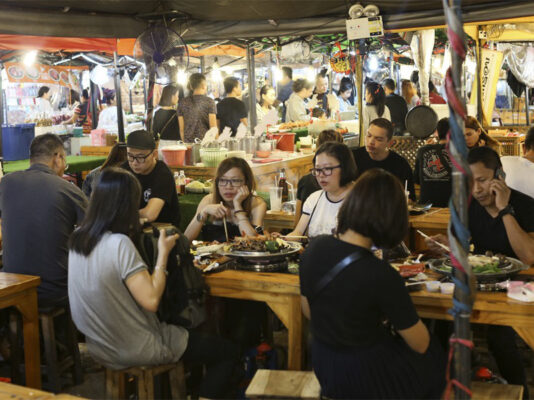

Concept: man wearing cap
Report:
left=122, top=130, right=180, bottom=227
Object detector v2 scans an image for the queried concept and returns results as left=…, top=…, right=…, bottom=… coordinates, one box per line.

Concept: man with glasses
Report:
left=352, top=118, right=416, bottom=201
left=0, top=133, right=87, bottom=308
left=122, top=130, right=180, bottom=227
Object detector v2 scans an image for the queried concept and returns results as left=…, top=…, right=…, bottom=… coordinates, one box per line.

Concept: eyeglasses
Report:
left=127, top=151, right=153, bottom=163
left=218, top=178, right=244, bottom=187
left=310, top=165, right=341, bottom=177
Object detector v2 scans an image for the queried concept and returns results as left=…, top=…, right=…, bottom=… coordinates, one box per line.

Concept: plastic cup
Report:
left=269, top=187, right=283, bottom=211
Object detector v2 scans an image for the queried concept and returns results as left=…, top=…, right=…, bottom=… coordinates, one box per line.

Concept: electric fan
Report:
left=133, top=25, right=189, bottom=85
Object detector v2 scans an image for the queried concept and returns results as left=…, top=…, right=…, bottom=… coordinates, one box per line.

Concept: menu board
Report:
left=4, top=62, right=87, bottom=90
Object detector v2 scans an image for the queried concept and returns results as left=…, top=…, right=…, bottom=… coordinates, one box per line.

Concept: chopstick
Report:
left=416, top=230, right=450, bottom=253
left=280, top=235, right=308, bottom=239
left=221, top=201, right=229, bottom=243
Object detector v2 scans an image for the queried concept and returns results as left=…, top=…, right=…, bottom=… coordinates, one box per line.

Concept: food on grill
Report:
left=228, top=237, right=290, bottom=253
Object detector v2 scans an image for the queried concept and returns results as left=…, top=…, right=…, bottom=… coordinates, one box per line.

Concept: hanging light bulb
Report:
left=368, top=55, right=379, bottom=71
left=23, top=50, right=38, bottom=66
left=177, top=69, right=188, bottom=86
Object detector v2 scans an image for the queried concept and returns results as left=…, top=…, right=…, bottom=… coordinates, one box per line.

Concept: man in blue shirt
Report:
left=277, top=67, right=293, bottom=122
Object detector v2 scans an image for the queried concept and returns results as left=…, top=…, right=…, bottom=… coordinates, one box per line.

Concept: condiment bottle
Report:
left=174, top=172, right=180, bottom=192
left=178, top=170, right=186, bottom=195
left=278, top=168, right=289, bottom=202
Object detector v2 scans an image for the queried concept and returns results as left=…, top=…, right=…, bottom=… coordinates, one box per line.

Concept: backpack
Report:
left=136, top=225, right=208, bottom=329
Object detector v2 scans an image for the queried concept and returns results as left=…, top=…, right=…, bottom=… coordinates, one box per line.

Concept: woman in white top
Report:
left=362, top=81, right=391, bottom=136
left=285, top=79, right=314, bottom=122
left=256, top=85, right=277, bottom=125
left=286, top=142, right=358, bottom=238
left=97, top=89, right=127, bottom=133
left=337, top=79, right=354, bottom=113
left=401, top=80, right=420, bottom=111
left=35, top=86, right=54, bottom=116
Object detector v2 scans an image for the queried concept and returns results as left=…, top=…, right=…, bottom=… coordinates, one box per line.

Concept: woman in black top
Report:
left=152, top=85, right=182, bottom=141
left=184, top=157, right=266, bottom=243
left=300, top=169, right=445, bottom=399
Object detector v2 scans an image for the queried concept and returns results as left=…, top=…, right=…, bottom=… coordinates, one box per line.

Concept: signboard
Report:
left=346, top=16, right=384, bottom=40
left=3, top=62, right=87, bottom=90
left=470, top=49, right=504, bottom=126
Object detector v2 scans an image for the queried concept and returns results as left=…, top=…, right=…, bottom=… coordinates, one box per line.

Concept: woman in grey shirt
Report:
left=69, top=167, right=240, bottom=398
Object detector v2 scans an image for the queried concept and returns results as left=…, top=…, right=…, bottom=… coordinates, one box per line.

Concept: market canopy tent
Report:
left=1, top=1, right=534, bottom=40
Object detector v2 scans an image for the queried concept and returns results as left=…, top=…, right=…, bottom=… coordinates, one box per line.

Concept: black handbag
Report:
left=136, top=225, right=208, bottom=329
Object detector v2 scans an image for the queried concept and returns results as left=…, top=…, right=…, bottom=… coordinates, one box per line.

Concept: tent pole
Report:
left=246, top=43, right=257, bottom=134
left=200, top=56, right=206, bottom=74
left=475, top=26, right=483, bottom=122
left=355, top=55, right=363, bottom=146
left=89, top=79, right=98, bottom=129
left=114, top=51, right=125, bottom=142
left=129, top=89, right=133, bottom=114
left=0, top=63, right=3, bottom=158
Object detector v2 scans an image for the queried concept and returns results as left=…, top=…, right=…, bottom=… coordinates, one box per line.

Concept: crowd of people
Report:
left=1, top=81, right=534, bottom=397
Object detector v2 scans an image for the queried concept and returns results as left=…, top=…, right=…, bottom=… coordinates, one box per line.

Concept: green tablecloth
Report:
left=3, top=156, right=107, bottom=174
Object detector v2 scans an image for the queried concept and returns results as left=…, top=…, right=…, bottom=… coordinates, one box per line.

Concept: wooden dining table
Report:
left=408, top=207, right=450, bottom=252
left=0, top=272, right=41, bottom=388
left=204, top=264, right=534, bottom=371
left=204, top=270, right=303, bottom=370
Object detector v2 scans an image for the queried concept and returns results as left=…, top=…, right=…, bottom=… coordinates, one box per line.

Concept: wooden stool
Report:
left=9, top=306, right=83, bottom=392
left=246, top=369, right=321, bottom=399
left=105, top=362, right=186, bottom=400
left=39, top=306, right=83, bottom=392
left=471, top=382, right=524, bottom=400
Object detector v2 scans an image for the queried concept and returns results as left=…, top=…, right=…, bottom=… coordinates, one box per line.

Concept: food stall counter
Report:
left=3, top=155, right=107, bottom=174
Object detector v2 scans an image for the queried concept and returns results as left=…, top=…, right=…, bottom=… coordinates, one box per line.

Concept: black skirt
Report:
left=312, top=334, right=446, bottom=399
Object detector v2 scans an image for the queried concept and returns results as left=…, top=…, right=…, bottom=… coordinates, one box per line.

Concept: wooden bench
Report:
left=245, top=371, right=524, bottom=400
left=105, top=362, right=186, bottom=400
left=471, top=382, right=523, bottom=400
left=246, top=369, right=321, bottom=399
left=0, top=381, right=85, bottom=398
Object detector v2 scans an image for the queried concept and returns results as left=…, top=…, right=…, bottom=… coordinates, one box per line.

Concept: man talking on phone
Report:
left=427, top=146, right=534, bottom=398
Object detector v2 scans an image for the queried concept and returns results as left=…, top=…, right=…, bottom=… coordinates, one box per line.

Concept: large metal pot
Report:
left=244, top=136, right=257, bottom=154
left=228, top=138, right=240, bottom=151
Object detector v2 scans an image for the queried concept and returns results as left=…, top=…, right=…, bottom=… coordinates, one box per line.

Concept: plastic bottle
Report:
left=278, top=168, right=289, bottom=202
left=178, top=170, right=186, bottom=195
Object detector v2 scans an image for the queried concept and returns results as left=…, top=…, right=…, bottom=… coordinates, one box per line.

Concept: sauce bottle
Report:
left=278, top=168, right=289, bottom=202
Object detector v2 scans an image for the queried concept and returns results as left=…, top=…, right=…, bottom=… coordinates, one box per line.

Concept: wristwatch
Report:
left=497, top=204, right=515, bottom=219
left=196, top=212, right=204, bottom=223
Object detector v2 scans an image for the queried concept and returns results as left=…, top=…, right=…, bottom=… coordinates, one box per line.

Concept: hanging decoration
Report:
left=329, top=42, right=351, bottom=74
left=442, top=0, right=475, bottom=399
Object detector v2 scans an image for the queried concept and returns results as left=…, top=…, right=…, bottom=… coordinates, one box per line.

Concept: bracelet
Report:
left=155, top=265, right=168, bottom=276
left=234, top=210, right=247, bottom=215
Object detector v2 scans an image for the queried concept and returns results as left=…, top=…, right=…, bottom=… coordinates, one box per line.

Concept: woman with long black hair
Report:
left=362, top=81, right=391, bottom=135
left=69, top=167, right=241, bottom=398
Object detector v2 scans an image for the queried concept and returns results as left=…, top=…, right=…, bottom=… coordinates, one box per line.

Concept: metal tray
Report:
left=429, top=257, right=526, bottom=282
left=220, top=241, right=302, bottom=263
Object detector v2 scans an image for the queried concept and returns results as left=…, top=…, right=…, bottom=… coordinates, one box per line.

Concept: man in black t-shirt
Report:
left=217, top=77, right=247, bottom=136
left=414, top=118, right=452, bottom=207
left=122, top=130, right=180, bottom=227
left=352, top=118, right=416, bottom=201
left=383, top=79, right=408, bottom=135
left=429, top=147, right=534, bottom=398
